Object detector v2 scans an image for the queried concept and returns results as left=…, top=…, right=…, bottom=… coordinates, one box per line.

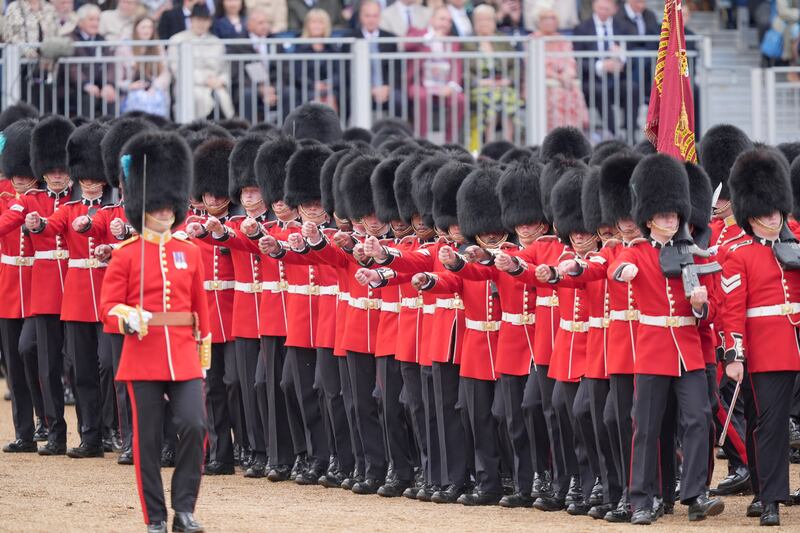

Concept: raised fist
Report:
left=185, top=222, right=205, bottom=238
left=241, top=217, right=259, bottom=237
left=332, top=231, right=352, bottom=249
left=494, top=252, right=516, bottom=272
left=438, top=246, right=457, bottom=267
left=287, top=233, right=305, bottom=250
left=411, top=273, right=430, bottom=290
left=72, top=215, right=91, bottom=232
left=363, top=235, right=386, bottom=260
left=25, top=212, right=41, bottom=231
left=205, top=216, right=224, bottom=236
left=464, top=245, right=488, bottom=263
left=259, top=235, right=279, bottom=255
left=354, top=267, right=380, bottom=286
left=535, top=264, right=552, bottom=283
left=557, top=259, right=579, bottom=276
left=110, top=218, right=127, bottom=239
left=619, top=264, right=639, bottom=282
left=94, top=244, right=113, bottom=262
left=353, top=243, right=367, bottom=263
left=302, top=221, right=321, bottom=242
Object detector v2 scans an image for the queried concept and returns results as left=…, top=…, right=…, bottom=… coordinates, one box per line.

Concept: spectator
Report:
left=141, top=0, right=172, bottom=20
left=228, top=6, right=278, bottom=120
left=532, top=1, right=588, bottom=129
left=245, top=0, right=288, bottom=33
left=523, top=0, right=578, bottom=32
left=116, top=15, right=171, bottom=116
left=447, top=0, right=473, bottom=36
left=212, top=0, right=248, bottom=38
left=2, top=0, right=59, bottom=59
left=159, top=0, right=200, bottom=39
left=349, top=0, right=403, bottom=113
left=287, top=0, right=346, bottom=31
left=282, top=9, right=340, bottom=111
left=616, top=0, right=659, bottom=101
left=53, top=0, right=79, bottom=36
left=462, top=3, right=520, bottom=142
left=69, top=3, right=116, bottom=116
left=406, top=5, right=465, bottom=141
left=168, top=4, right=235, bottom=119
left=572, top=0, right=638, bottom=137
left=495, top=0, right=526, bottom=36
left=380, top=0, right=431, bottom=37
left=98, top=0, right=143, bottom=41
left=773, top=0, right=800, bottom=64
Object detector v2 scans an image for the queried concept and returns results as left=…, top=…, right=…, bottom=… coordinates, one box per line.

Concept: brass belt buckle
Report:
left=781, top=303, right=793, bottom=315
left=521, top=313, right=533, bottom=325
left=626, top=309, right=638, bottom=321
left=55, top=250, right=68, bottom=260
left=571, top=322, right=583, bottom=332
left=549, top=295, right=559, bottom=306
left=309, top=285, right=320, bottom=296
left=251, top=282, right=263, bottom=293
left=603, top=317, right=611, bottom=328
left=482, top=321, right=497, bottom=332
left=278, top=280, right=289, bottom=291
left=212, top=280, right=221, bottom=290
left=15, top=257, right=26, bottom=266
left=87, top=258, right=99, bottom=268
left=366, top=299, right=379, bottom=310
left=666, top=316, right=679, bottom=328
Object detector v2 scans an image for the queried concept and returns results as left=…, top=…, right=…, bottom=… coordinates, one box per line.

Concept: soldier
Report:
left=100, top=131, right=210, bottom=533
left=721, top=148, right=800, bottom=526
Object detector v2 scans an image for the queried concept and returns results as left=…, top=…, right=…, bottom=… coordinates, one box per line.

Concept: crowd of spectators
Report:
left=0, top=0, right=711, bottom=140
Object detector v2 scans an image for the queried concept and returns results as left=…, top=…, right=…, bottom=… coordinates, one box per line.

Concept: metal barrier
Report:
left=753, top=66, right=800, bottom=144
left=1, top=34, right=707, bottom=149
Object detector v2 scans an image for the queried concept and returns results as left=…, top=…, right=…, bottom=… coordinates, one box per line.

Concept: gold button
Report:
left=166, top=303, right=172, bottom=310
left=165, top=280, right=171, bottom=286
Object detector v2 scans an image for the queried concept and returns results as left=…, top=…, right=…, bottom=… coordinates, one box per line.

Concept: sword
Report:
left=718, top=379, right=741, bottom=447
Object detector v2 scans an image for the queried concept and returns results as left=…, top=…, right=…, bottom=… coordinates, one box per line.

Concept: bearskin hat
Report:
left=67, top=122, right=108, bottom=182
left=193, top=138, right=234, bottom=200
left=282, top=103, right=342, bottom=144
left=183, top=125, right=233, bottom=152
left=479, top=140, right=515, bottom=161
left=541, top=157, right=586, bottom=222
left=433, top=160, right=473, bottom=230
left=341, top=155, right=381, bottom=220
left=121, top=131, right=192, bottom=233
left=552, top=165, right=589, bottom=242
left=343, top=127, right=373, bottom=144
left=0, top=119, right=37, bottom=179
left=697, top=124, right=753, bottom=200
left=248, top=122, right=277, bottom=136
left=630, top=153, right=692, bottom=234
left=31, top=115, right=74, bottom=179
left=457, top=167, right=505, bottom=242
left=539, top=126, right=592, bottom=162
left=499, top=146, right=536, bottom=165
left=371, top=157, right=404, bottom=223
left=589, top=140, right=630, bottom=166
left=412, top=154, right=450, bottom=227
left=730, top=148, right=793, bottom=235
left=321, top=148, right=352, bottom=216
left=791, top=156, right=800, bottom=219
left=685, top=161, right=713, bottom=246
left=393, top=152, right=431, bottom=223
left=371, top=117, right=413, bottom=136
left=372, top=129, right=412, bottom=150
left=285, top=143, right=332, bottom=208
left=633, top=139, right=657, bottom=155
left=581, top=166, right=608, bottom=235
left=330, top=147, right=374, bottom=218
left=386, top=140, right=420, bottom=157
left=443, top=143, right=473, bottom=159
left=253, top=135, right=297, bottom=206
left=218, top=118, right=251, bottom=132
left=101, top=117, right=155, bottom=188
left=497, top=158, right=545, bottom=231
left=777, top=142, right=800, bottom=166
left=599, top=152, right=641, bottom=224
left=0, top=103, right=38, bottom=133
left=229, top=133, right=269, bottom=204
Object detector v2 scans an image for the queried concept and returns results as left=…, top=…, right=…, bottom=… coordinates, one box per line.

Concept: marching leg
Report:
left=431, top=360, right=468, bottom=503
left=128, top=381, right=168, bottom=527
left=263, top=336, right=295, bottom=479
left=375, top=356, right=414, bottom=495
left=499, top=374, right=534, bottom=507
left=35, top=314, right=66, bottom=453
left=0, top=318, right=35, bottom=447
left=288, top=346, right=330, bottom=482
left=167, top=379, right=206, bottom=519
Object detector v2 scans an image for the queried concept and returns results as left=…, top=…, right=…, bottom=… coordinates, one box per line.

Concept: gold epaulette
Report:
left=116, top=235, right=140, bottom=249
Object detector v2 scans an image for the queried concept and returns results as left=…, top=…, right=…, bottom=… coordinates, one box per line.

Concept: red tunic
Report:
left=82, top=203, right=131, bottom=245
left=0, top=189, right=73, bottom=316
left=100, top=231, right=211, bottom=381
left=0, top=192, right=34, bottom=318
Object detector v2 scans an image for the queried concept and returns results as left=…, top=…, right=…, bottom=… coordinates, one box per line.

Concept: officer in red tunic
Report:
left=0, top=116, right=79, bottom=456
left=100, top=131, right=210, bottom=533
left=0, top=119, right=45, bottom=453
left=26, top=122, right=114, bottom=459
left=721, top=148, right=800, bottom=526
left=611, top=154, right=724, bottom=524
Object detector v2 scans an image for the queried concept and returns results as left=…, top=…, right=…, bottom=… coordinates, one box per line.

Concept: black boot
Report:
left=760, top=502, right=780, bottom=526
left=687, top=492, right=725, bottom=521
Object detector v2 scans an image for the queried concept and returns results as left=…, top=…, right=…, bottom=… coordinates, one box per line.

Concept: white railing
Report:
left=752, top=66, right=800, bottom=144
left=0, top=34, right=708, bottom=149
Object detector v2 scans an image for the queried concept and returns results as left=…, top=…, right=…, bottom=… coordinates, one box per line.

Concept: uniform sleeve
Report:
left=212, top=224, right=260, bottom=253
left=0, top=197, right=27, bottom=236
left=99, top=245, right=131, bottom=334
left=608, top=246, right=637, bottom=282
left=38, top=204, right=69, bottom=236
left=424, top=270, right=463, bottom=294
left=720, top=252, right=747, bottom=363
left=448, top=259, right=498, bottom=282
left=379, top=247, right=436, bottom=273
left=191, top=246, right=211, bottom=340
left=80, top=208, right=110, bottom=241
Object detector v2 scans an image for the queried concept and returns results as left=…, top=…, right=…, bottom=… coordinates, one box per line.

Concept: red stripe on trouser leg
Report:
left=715, top=396, right=748, bottom=465
left=126, top=381, right=149, bottom=525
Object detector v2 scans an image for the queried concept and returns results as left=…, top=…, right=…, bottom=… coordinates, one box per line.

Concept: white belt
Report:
left=465, top=318, right=500, bottom=332
left=204, top=280, right=235, bottom=291
left=1, top=254, right=34, bottom=267
left=234, top=281, right=284, bottom=294
left=436, top=298, right=464, bottom=310
left=401, top=297, right=425, bottom=309
left=287, top=284, right=338, bottom=296
left=34, top=250, right=69, bottom=260
left=501, top=311, right=535, bottom=326
left=348, top=297, right=382, bottom=311
left=68, top=258, right=107, bottom=269
left=338, top=292, right=351, bottom=303
left=609, top=309, right=639, bottom=322
left=423, top=304, right=435, bottom=315
left=380, top=302, right=401, bottom=313
left=588, top=316, right=610, bottom=329
left=638, top=314, right=697, bottom=328
left=536, top=295, right=559, bottom=307
left=559, top=319, right=589, bottom=333
left=746, top=302, right=800, bottom=318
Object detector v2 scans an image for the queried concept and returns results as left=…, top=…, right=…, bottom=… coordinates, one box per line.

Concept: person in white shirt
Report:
left=379, top=0, right=430, bottom=37
left=523, top=0, right=578, bottom=32
left=98, top=0, right=144, bottom=41
left=446, top=0, right=472, bottom=36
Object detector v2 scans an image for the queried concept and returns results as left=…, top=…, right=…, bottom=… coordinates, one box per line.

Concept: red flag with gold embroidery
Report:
left=644, top=0, right=697, bottom=162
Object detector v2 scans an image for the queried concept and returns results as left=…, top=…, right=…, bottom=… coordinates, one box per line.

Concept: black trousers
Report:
left=339, top=355, right=364, bottom=475
left=500, top=374, right=534, bottom=493
left=223, top=340, right=244, bottom=453
left=630, top=370, right=710, bottom=510
left=287, top=346, right=329, bottom=464
left=110, top=334, right=132, bottom=449
left=205, top=342, right=235, bottom=465
left=586, top=377, right=622, bottom=504
left=317, top=347, right=354, bottom=473
left=235, top=338, right=266, bottom=459
left=462, top=377, right=502, bottom=494
left=432, top=361, right=468, bottom=487
left=745, top=370, right=797, bottom=504
left=552, top=380, right=591, bottom=495
left=420, top=364, right=442, bottom=485
left=128, top=379, right=205, bottom=525
left=706, top=364, right=747, bottom=480
left=346, top=351, right=387, bottom=480
left=566, top=379, right=600, bottom=497
left=261, top=336, right=294, bottom=466
left=536, top=366, right=570, bottom=494
left=521, top=366, right=551, bottom=474
left=400, top=361, right=427, bottom=481
left=280, top=347, right=307, bottom=456
left=609, top=374, right=634, bottom=497
left=65, top=321, right=104, bottom=447
left=375, top=356, right=414, bottom=481
left=0, top=318, right=40, bottom=441
left=35, top=315, right=66, bottom=444
left=97, top=332, right=115, bottom=435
